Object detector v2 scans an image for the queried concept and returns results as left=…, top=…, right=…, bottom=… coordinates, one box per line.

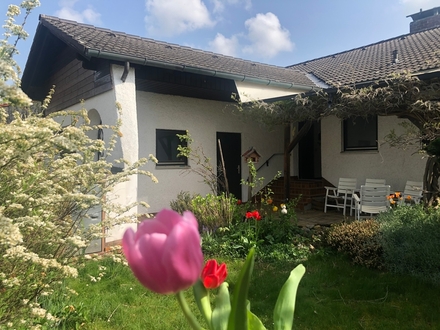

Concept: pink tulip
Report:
left=122, top=209, right=204, bottom=294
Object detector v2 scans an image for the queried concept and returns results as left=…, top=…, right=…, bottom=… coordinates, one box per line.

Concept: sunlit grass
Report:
left=42, top=251, right=440, bottom=329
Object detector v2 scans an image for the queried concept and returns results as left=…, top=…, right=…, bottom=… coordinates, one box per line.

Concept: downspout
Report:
left=84, top=49, right=315, bottom=92
left=121, top=61, right=130, bottom=82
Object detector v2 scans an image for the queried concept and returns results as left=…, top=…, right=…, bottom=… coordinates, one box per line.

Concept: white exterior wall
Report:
left=55, top=64, right=139, bottom=243
left=136, top=91, right=285, bottom=213
left=321, top=115, right=426, bottom=192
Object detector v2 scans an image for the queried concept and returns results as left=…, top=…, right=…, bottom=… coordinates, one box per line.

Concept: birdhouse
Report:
left=242, top=147, right=261, bottom=163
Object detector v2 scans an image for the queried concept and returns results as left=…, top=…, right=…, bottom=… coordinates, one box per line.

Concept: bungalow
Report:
left=21, top=14, right=317, bottom=245
left=21, top=7, right=440, bottom=245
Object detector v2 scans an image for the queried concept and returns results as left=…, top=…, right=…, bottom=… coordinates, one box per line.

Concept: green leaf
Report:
left=193, top=280, right=212, bottom=329
left=227, top=247, right=256, bottom=330
left=273, top=264, right=306, bottom=330
left=211, top=282, right=231, bottom=330
left=248, top=310, right=267, bottom=330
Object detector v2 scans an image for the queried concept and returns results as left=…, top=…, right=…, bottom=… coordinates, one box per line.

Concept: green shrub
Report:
left=201, top=198, right=312, bottom=261
left=326, top=219, right=384, bottom=269
left=376, top=205, right=440, bottom=285
left=191, top=193, right=238, bottom=231
left=170, top=191, right=194, bottom=214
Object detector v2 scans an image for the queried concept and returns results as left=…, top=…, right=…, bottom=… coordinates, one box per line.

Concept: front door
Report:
left=216, top=132, right=242, bottom=199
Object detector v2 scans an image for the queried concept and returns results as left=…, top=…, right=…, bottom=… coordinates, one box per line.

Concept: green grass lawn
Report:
left=43, top=251, right=440, bottom=329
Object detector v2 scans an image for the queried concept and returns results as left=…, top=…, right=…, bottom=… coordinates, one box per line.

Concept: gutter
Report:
left=84, top=48, right=316, bottom=92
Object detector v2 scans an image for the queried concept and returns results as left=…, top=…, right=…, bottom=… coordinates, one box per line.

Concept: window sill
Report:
left=155, top=165, right=190, bottom=170
left=341, top=150, right=378, bottom=154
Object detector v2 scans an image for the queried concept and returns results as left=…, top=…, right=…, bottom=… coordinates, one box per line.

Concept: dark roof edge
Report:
left=84, top=48, right=317, bottom=92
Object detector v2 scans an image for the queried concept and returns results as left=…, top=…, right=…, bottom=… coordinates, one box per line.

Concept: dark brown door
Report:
left=217, top=132, right=241, bottom=199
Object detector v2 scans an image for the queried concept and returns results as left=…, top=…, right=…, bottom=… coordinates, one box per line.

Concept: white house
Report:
left=21, top=8, right=440, bottom=245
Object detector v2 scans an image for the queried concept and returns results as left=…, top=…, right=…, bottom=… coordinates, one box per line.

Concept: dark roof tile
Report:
left=288, top=27, right=440, bottom=87
left=39, top=15, right=315, bottom=88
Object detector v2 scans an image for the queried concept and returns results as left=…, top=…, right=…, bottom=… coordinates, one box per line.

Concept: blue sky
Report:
left=6, top=0, right=440, bottom=73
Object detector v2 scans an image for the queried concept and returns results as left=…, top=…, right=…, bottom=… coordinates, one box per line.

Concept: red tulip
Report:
left=201, top=259, right=227, bottom=289
left=245, top=210, right=262, bottom=220
left=237, top=199, right=242, bottom=205
left=122, top=209, right=204, bottom=294
left=252, top=210, right=262, bottom=221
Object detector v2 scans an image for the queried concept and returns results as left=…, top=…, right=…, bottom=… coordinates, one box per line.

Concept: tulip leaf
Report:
left=193, top=280, right=212, bottom=329
left=273, top=264, right=306, bottom=330
left=248, top=310, right=267, bottom=330
left=227, top=247, right=255, bottom=330
left=211, top=282, right=231, bottom=330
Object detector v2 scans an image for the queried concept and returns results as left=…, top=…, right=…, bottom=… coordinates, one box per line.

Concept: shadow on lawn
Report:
left=246, top=252, right=440, bottom=330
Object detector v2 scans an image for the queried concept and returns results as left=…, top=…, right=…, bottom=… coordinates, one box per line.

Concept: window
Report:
left=343, top=116, right=378, bottom=151
left=156, top=129, right=187, bottom=166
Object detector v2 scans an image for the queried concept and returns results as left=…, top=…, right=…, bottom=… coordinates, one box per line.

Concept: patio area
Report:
left=296, top=208, right=354, bottom=228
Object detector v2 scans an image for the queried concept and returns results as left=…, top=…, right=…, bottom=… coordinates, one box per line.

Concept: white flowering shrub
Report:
left=0, top=103, right=158, bottom=327
left=0, top=2, right=158, bottom=327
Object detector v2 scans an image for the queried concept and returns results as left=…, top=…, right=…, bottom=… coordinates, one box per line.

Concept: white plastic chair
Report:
left=365, top=178, right=386, bottom=187
left=401, top=181, right=423, bottom=205
left=324, top=178, right=357, bottom=216
left=350, top=178, right=387, bottom=215
left=353, top=185, right=391, bottom=220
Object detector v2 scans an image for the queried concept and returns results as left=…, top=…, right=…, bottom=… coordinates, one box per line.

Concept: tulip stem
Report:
left=176, top=291, right=205, bottom=330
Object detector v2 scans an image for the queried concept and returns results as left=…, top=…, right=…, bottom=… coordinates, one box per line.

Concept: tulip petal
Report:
left=157, top=209, right=188, bottom=229
left=202, top=260, right=217, bottom=278
left=136, top=218, right=169, bottom=238
left=163, top=220, right=203, bottom=292
left=203, top=275, right=219, bottom=289
left=136, top=232, right=171, bottom=294
left=182, top=210, right=200, bottom=230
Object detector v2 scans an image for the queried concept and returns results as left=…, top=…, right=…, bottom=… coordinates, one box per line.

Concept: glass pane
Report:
left=156, top=129, right=187, bottom=165
left=344, top=117, right=377, bottom=150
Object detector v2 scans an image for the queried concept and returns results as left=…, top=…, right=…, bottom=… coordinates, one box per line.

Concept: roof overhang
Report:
left=85, top=48, right=317, bottom=101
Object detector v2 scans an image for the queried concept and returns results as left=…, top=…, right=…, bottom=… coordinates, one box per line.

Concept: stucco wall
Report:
left=136, top=91, right=285, bottom=212
left=56, top=66, right=139, bottom=243
left=321, top=115, right=426, bottom=192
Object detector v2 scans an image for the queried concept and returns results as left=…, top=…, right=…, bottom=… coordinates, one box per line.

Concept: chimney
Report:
left=407, top=6, right=440, bottom=33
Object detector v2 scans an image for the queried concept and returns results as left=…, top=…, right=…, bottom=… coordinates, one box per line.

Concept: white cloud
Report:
left=211, top=0, right=252, bottom=13
left=55, top=1, right=102, bottom=25
left=242, top=12, right=294, bottom=59
left=209, top=33, right=239, bottom=56
left=145, top=0, right=215, bottom=37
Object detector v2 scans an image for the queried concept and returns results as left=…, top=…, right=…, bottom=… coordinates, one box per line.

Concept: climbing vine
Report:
left=235, top=72, right=440, bottom=205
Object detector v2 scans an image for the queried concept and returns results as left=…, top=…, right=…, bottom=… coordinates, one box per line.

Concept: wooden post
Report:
left=248, top=163, right=252, bottom=201
left=284, top=124, right=291, bottom=201
left=217, top=139, right=229, bottom=196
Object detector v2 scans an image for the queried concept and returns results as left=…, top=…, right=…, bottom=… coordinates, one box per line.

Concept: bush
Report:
left=191, top=193, right=238, bottom=232
left=170, top=191, right=194, bottom=214
left=326, top=219, right=384, bottom=269
left=376, top=205, right=440, bottom=285
left=0, top=107, right=156, bottom=327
